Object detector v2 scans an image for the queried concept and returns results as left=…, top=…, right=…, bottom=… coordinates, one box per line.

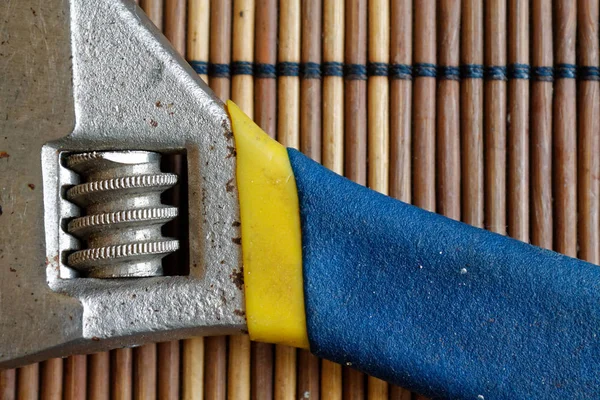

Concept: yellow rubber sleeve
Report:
left=226, top=100, right=309, bottom=349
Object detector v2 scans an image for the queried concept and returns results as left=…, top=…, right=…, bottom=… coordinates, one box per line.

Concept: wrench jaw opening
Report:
left=0, top=0, right=246, bottom=368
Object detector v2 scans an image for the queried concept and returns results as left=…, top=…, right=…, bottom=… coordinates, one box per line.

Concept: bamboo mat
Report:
left=1, top=0, right=599, bottom=399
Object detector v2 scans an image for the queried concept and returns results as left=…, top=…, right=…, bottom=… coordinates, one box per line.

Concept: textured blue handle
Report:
left=287, top=149, right=600, bottom=400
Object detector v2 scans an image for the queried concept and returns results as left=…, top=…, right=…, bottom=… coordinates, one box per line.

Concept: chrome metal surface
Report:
left=65, top=151, right=179, bottom=278
left=0, top=0, right=246, bottom=368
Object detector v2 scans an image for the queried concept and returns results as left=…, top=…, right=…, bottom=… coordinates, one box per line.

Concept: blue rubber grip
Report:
left=287, top=149, right=600, bottom=399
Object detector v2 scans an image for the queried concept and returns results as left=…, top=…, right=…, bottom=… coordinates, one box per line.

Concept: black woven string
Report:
left=201, top=61, right=600, bottom=81
left=301, top=62, right=322, bottom=79
left=389, top=64, right=412, bottom=80
left=208, top=63, right=231, bottom=78
left=437, top=66, right=460, bottom=80
left=485, top=66, right=507, bottom=81
left=189, top=60, right=208, bottom=75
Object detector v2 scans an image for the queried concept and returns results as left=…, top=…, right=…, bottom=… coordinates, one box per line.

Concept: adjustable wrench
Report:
left=1, top=1, right=599, bottom=398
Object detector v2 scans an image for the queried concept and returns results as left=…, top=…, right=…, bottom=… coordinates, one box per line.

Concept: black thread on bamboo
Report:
left=484, top=66, right=507, bottom=80
left=367, top=62, right=389, bottom=77
left=531, top=66, right=553, bottom=81
left=413, top=63, right=437, bottom=77
left=189, top=60, right=208, bottom=75
left=555, top=63, right=577, bottom=79
left=255, top=63, right=277, bottom=78
left=344, top=63, right=368, bottom=80
left=389, top=64, right=412, bottom=80
left=231, top=61, right=254, bottom=75
left=208, top=63, right=231, bottom=78
left=578, top=66, right=600, bottom=81
left=322, top=62, right=344, bottom=77
left=460, top=64, right=484, bottom=79
left=301, top=62, right=322, bottom=79
left=277, top=62, right=301, bottom=77
left=508, top=63, right=531, bottom=80
left=437, top=66, right=460, bottom=80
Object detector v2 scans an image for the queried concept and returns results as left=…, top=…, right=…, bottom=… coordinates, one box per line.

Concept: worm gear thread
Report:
left=65, top=151, right=179, bottom=278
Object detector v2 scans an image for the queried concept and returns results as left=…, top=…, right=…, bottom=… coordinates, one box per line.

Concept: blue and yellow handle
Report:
left=227, top=101, right=600, bottom=399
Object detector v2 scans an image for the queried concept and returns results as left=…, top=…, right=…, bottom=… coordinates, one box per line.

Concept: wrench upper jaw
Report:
left=0, top=0, right=246, bottom=368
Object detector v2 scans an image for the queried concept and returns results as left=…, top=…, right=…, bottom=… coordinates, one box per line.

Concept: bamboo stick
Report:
left=111, top=348, right=133, bottom=400
left=344, top=0, right=367, bottom=186
left=300, top=0, right=323, bottom=161
left=274, top=346, right=296, bottom=400
left=508, top=0, right=530, bottom=243
left=251, top=2, right=277, bottom=397
left=133, top=345, right=156, bottom=400
left=343, top=0, right=367, bottom=397
left=88, top=352, right=110, bottom=400
left=251, top=343, right=274, bottom=400
left=209, top=0, right=232, bottom=101
left=531, top=0, right=553, bottom=249
left=274, top=5, right=300, bottom=400
left=133, top=4, right=164, bottom=399
left=320, top=0, right=345, bottom=381
left=232, top=0, right=255, bottom=115
left=460, top=0, right=484, bottom=227
left=366, top=1, right=389, bottom=398
left=254, top=0, right=278, bottom=138
left=40, top=359, right=63, bottom=400
left=413, top=0, right=436, bottom=212
left=228, top=336, right=251, bottom=400
left=182, top=337, right=205, bottom=400
left=320, top=360, right=342, bottom=400
left=229, top=1, right=255, bottom=399
left=165, top=0, right=187, bottom=55
left=577, top=0, right=600, bottom=264
left=389, top=386, right=412, bottom=400
left=484, top=0, right=507, bottom=235
left=322, top=0, right=344, bottom=175
left=367, top=0, right=390, bottom=195
left=297, top=351, right=319, bottom=400
left=204, top=337, right=227, bottom=400
left=64, top=355, right=86, bottom=400
left=184, top=2, right=209, bottom=395
left=342, top=367, right=365, bottom=400
left=0, top=369, right=15, bottom=400
left=17, top=364, right=38, bottom=400
left=436, top=0, right=461, bottom=221
left=140, top=0, right=164, bottom=30
left=205, top=2, right=231, bottom=399
left=321, top=1, right=345, bottom=393
left=297, top=1, right=322, bottom=397
left=553, top=1, right=577, bottom=257
left=390, top=0, right=412, bottom=203
left=277, top=0, right=300, bottom=148
left=157, top=341, right=180, bottom=400
left=187, top=0, right=211, bottom=83
left=390, top=0, right=416, bottom=393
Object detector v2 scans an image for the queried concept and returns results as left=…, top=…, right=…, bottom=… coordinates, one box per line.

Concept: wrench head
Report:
left=0, top=0, right=245, bottom=368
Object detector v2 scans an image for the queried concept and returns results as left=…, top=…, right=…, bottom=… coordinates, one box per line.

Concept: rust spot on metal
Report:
left=155, top=101, right=163, bottom=107
left=9, top=268, right=15, bottom=272
left=226, top=178, right=235, bottom=193
left=149, top=119, right=158, bottom=128
left=231, top=237, right=242, bottom=245
left=232, top=221, right=241, bottom=227
left=230, top=268, right=244, bottom=290
left=0, top=152, right=9, bottom=159
left=91, top=337, right=100, bottom=342
left=226, top=146, right=237, bottom=158
left=27, top=184, right=35, bottom=190
left=233, top=309, right=245, bottom=317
